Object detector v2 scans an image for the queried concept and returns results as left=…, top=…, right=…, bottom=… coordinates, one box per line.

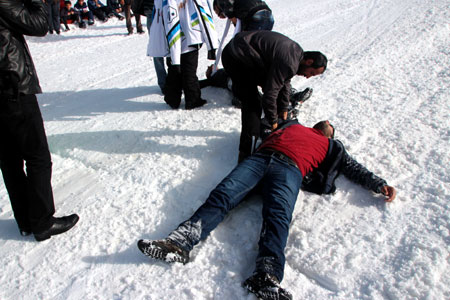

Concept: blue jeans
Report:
left=243, top=9, right=274, bottom=31
left=146, top=13, right=167, bottom=92
left=168, top=152, right=302, bottom=281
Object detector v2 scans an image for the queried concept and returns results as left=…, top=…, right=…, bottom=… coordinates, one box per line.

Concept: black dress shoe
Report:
left=34, top=214, right=79, bottom=242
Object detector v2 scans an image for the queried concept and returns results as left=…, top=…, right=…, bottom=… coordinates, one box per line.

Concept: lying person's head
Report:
left=313, top=120, right=335, bottom=139
left=298, top=51, right=328, bottom=78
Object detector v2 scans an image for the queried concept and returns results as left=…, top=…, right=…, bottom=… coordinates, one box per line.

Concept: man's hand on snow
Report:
left=381, top=185, right=396, bottom=202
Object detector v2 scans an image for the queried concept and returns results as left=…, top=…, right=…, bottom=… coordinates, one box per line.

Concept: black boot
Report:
left=185, top=99, right=207, bottom=110
left=34, top=214, right=79, bottom=241
left=243, top=272, right=292, bottom=300
left=137, top=239, right=189, bottom=264
left=289, top=87, right=313, bottom=106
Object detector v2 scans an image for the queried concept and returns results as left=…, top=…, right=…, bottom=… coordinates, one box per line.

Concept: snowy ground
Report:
left=1, top=0, right=449, bottom=299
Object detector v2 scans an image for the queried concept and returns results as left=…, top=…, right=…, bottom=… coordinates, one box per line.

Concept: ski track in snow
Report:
left=0, top=0, right=449, bottom=299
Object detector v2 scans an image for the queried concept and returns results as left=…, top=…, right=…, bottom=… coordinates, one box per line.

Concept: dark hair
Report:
left=303, top=51, right=328, bottom=71
left=313, top=120, right=335, bottom=139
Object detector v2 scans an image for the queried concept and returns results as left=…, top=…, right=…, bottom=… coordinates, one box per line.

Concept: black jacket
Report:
left=217, top=0, right=270, bottom=21
left=225, top=30, right=303, bottom=125
left=302, top=138, right=387, bottom=195
left=142, top=0, right=154, bottom=16
left=0, top=0, right=47, bottom=98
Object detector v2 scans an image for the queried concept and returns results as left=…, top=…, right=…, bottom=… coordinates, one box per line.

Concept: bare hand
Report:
left=205, top=65, right=213, bottom=78
left=380, top=185, right=396, bottom=202
left=279, top=111, right=288, bottom=120
left=271, top=123, right=278, bottom=131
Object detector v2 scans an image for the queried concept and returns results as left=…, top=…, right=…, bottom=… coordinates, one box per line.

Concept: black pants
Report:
left=92, top=6, right=111, bottom=21
left=164, top=50, right=202, bottom=109
left=222, top=45, right=261, bottom=157
left=45, top=0, right=61, bottom=33
left=124, top=2, right=142, bottom=33
left=0, top=94, right=55, bottom=233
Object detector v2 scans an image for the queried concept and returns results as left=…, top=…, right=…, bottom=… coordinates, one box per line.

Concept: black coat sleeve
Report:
left=0, top=0, right=48, bottom=37
left=340, top=151, right=387, bottom=193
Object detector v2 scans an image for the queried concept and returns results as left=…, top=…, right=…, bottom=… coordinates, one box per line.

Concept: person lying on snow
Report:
left=137, top=120, right=396, bottom=300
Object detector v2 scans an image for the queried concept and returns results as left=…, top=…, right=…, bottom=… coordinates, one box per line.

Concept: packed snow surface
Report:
left=1, top=0, right=449, bottom=299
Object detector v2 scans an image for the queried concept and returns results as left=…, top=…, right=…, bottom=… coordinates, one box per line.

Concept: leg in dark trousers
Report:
left=222, top=46, right=261, bottom=160
left=123, top=2, right=142, bottom=33
left=0, top=94, right=55, bottom=233
left=164, top=50, right=204, bottom=109
left=123, top=4, right=132, bottom=33
left=92, top=7, right=108, bottom=21
left=181, top=50, right=202, bottom=109
left=45, top=0, right=61, bottom=34
left=164, top=58, right=183, bottom=109
left=134, top=9, right=143, bottom=33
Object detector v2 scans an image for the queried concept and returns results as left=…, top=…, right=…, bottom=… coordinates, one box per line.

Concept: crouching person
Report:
left=61, top=0, right=84, bottom=30
left=137, top=120, right=396, bottom=300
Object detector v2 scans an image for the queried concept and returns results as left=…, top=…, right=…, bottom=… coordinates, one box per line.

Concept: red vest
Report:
left=259, top=124, right=329, bottom=177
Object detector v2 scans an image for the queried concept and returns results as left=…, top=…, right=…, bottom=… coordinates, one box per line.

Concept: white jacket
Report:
left=147, top=0, right=219, bottom=65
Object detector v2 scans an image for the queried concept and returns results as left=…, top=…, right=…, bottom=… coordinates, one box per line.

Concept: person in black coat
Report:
left=215, top=0, right=274, bottom=31
left=221, top=30, right=328, bottom=162
left=0, top=0, right=79, bottom=241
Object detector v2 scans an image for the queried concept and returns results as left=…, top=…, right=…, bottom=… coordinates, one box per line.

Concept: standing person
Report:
left=121, top=0, right=143, bottom=35
left=215, top=0, right=274, bottom=31
left=44, top=0, right=61, bottom=34
left=74, top=0, right=95, bottom=25
left=0, top=0, right=79, bottom=241
left=137, top=120, right=396, bottom=300
left=143, top=0, right=166, bottom=93
left=148, top=0, right=218, bottom=109
left=221, top=30, right=328, bottom=162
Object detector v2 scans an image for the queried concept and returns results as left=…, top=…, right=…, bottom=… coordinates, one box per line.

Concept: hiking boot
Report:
left=243, top=272, right=292, bottom=300
left=137, top=239, right=189, bottom=264
left=185, top=99, right=207, bottom=110
left=290, top=87, right=313, bottom=106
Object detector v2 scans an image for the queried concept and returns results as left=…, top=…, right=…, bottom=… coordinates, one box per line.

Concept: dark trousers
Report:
left=124, top=3, right=142, bottom=33
left=222, top=45, right=261, bottom=157
left=80, top=10, right=95, bottom=22
left=91, top=6, right=110, bottom=21
left=0, top=94, right=55, bottom=233
left=168, top=153, right=303, bottom=282
left=164, top=50, right=202, bottom=109
left=45, top=0, right=61, bottom=33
